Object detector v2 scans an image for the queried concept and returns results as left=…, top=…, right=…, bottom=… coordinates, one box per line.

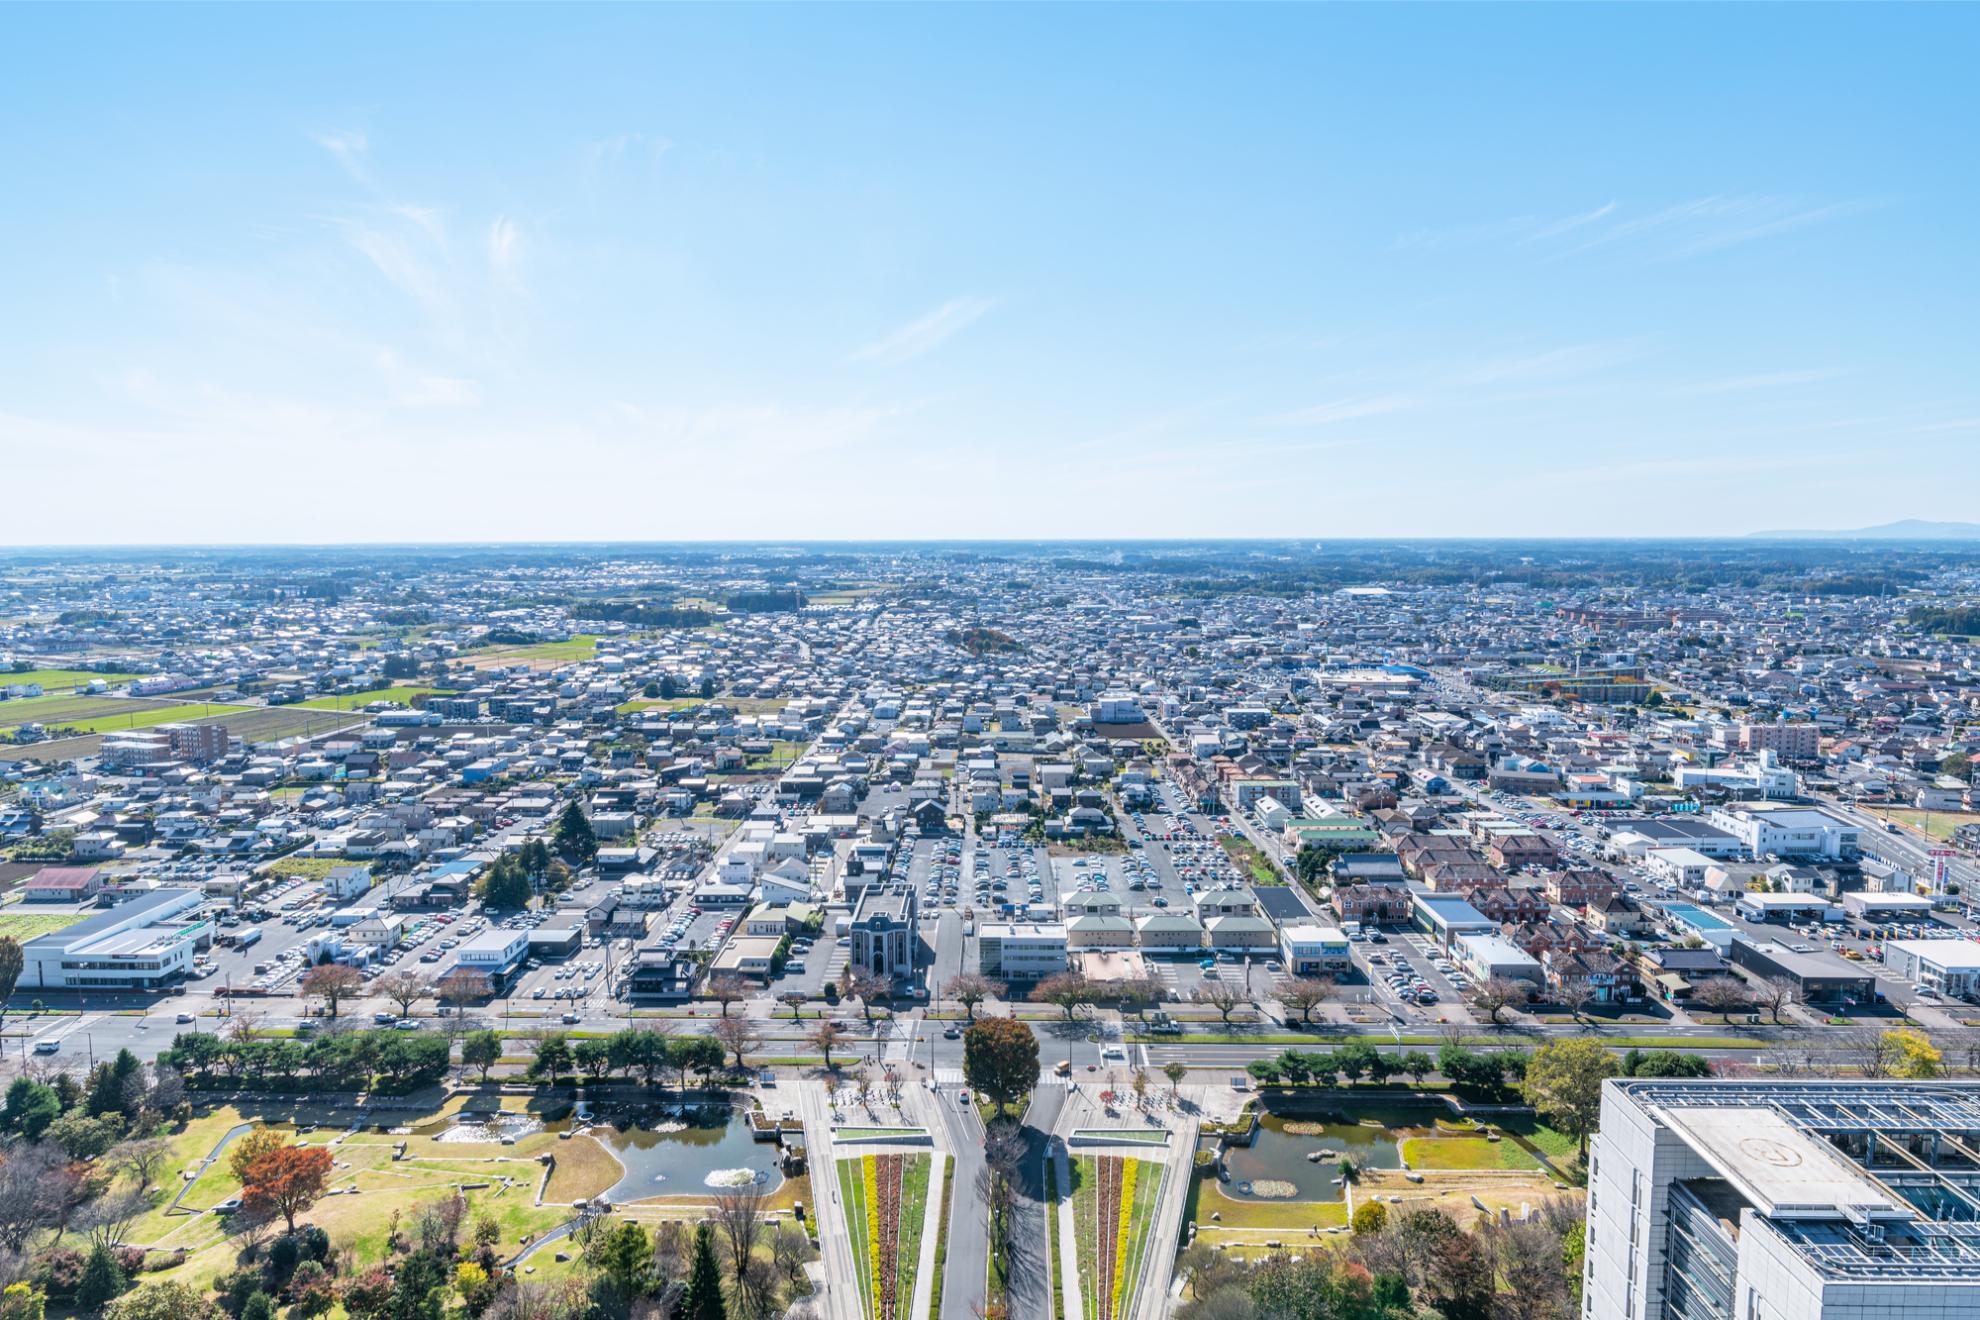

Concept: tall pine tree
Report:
left=679, top=1222, right=727, bottom=1320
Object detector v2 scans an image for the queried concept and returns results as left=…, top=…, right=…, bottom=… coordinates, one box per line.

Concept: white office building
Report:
left=1704, top=805, right=1860, bottom=862
left=21, top=887, right=207, bottom=991
left=977, top=922, right=1069, bottom=980
left=1585, top=1079, right=1980, bottom=1320
left=1882, top=939, right=1980, bottom=1000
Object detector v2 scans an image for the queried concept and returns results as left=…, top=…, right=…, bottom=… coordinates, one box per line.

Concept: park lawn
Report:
left=1187, top=1175, right=1349, bottom=1233
left=543, top=1133, right=622, bottom=1202
left=295, top=685, right=445, bottom=711
left=0, top=912, right=86, bottom=941
left=1493, top=1113, right=1579, bottom=1163
left=1401, top=1136, right=1541, bottom=1172
left=0, top=669, right=143, bottom=693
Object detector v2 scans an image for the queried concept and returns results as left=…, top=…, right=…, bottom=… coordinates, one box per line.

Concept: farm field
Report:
left=5, top=699, right=254, bottom=736
left=0, top=692, right=193, bottom=730
left=295, top=685, right=445, bottom=711
left=463, top=634, right=600, bottom=669
left=210, top=706, right=368, bottom=744
left=1870, top=807, right=1980, bottom=843
left=0, top=668, right=144, bottom=693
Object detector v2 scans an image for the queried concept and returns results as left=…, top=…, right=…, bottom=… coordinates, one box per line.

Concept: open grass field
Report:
left=0, top=692, right=194, bottom=731
left=265, top=857, right=347, bottom=880
left=117, top=1098, right=580, bottom=1297
left=6, top=698, right=255, bottom=736
left=463, top=634, right=600, bottom=669
left=1870, top=808, right=1980, bottom=843
left=296, top=685, right=445, bottom=711
left=1401, top=1136, right=1543, bottom=1171
left=0, top=668, right=143, bottom=693
left=1186, top=1174, right=1351, bottom=1235
left=0, top=911, right=87, bottom=940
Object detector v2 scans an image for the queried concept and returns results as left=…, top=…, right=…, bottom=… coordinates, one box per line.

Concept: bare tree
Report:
left=1276, top=977, right=1334, bottom=1025
left=0, top=1142, right=82, bottom=1249
left=712, top=1015, right=761, bottom=1072
left=943, top=973, right=1005, bottom=1022
left=437, top=969, right=493, bottom=1014
left=771, top=1221, right=817, bottom=1297
left=74, top=1188, right=147, bottom=1252
left=1850, top=1028, right=1898, bottom=1079
left=1197, top=979, right=1247, bottom=1024
left=1471, top=977, right=1524, bottom=1026
left=1028, top=972, right=1097, bottom=1021
left=652, top=1219, right=689, bottom=1286
left=706, top=973, right=749, bottom=1018
left=1691, top=976, right=1752, bottom=1024
left=714, top=1183, right=770, bottom=1295
left=107, top=1137, right=172, bottom=1195
left=1753, top=976, right=1801, bottom=1025
left=374, top=970, right=430, bottom=1018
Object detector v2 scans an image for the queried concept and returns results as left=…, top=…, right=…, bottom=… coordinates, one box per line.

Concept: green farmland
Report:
left=296, top=685, right=445, bottom=711
left=0, top=669, right=144, bottom=694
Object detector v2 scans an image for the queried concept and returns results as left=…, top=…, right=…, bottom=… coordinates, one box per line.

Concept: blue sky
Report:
left=2, top=5, right=1976, bottom=543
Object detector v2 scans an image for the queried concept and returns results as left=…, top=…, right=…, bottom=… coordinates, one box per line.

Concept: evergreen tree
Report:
left=75, top=1244, right=126, bottom=1312
left=679, top=1223, right=727, bottom=1320
left=553, top=801, right=597, bottom=862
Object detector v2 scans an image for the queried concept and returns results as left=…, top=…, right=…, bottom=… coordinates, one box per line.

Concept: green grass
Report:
left=1869, top=808, right=1980, bottom=843
left=838, top=1158, right=873, bottom=1320
left=0, top=669, right=143, bottom=693
left=835, top=1126, right=925, bottom=1140
left=0, top=912, right=87, bottom=941
left=1400, top=1136, right=1541, bottom=1171
left=295, top=685, right=445, bottom=711
left=265, top=857, right=347, bottom=880
left=12, top=699, right=254, bottom=736
left=466, top=635, right=601, bottom=668
left=1072, top=1128, right=1169, bottom=1144
left=1186, top=1173, right=1349, bottom=1233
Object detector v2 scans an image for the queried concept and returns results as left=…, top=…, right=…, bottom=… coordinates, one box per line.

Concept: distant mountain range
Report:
left=1747, top=519, right=1980, bottom=542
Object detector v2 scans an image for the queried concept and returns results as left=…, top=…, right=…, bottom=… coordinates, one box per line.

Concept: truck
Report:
left=231, top=928, right=263, bottom=951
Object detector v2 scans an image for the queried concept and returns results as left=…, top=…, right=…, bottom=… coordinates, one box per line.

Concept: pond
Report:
left=594, top=1101, right=784, bottom=1202
left=1215, top=1109, right=1414, bottom=1202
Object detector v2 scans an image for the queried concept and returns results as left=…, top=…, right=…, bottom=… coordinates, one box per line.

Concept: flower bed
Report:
left=837, top=1151, right=935, bottom=1320
left=1070, top=1153, right=1166, bottom=1320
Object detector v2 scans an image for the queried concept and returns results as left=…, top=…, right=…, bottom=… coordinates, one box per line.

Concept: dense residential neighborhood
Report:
left=0, top=540, right=1978, bottom=1320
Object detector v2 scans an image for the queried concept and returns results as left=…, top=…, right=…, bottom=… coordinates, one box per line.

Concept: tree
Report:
left=437, top=969, right=492, bottom=1014
left=712, top=1015, right=761, bottom=1072
left=300, top=963, right=363, bottom=1018
left=1198, top=979, right=1247, bottom=1024
left=104, top=1281, right=217, bottom=1320
left=668, top=1034, right=726, bottom=1091
left=1352, top=1200, right=1389, bottom=1236
left=1163, top=1059, right=1188, bottom=1096
left=1113, top=977, right=1162, bottom=1022
left=2, top=1078, right=60, bottom=1139
left=705, top=973, right=748, bottom=1018
left=461, top=1030, right=501, bottom=1082
left=228, top=1128, right=288, bottom=1185
left=963, top=1016, right=1039, bottom=1115
left=585, top=1220, right=654, bottom=1303
left=0, top=1283, right=43, bottom=1320
left=713, top=1183, right=769, bottom=1302
left=573, top=1038, right=610, bottom=1081
left=375, top=971, right=430, bottom=1019
left=808, top=1020, right=845, bottom=1070
left=107, top=1137, right=172, bottom=1194
left=943, top=973, right=1003, bottom=1022
left=679, top=1222, right=727, bottom=1320
left=840, top=966, right=889, bottom=1023
left=240, top=1143, right=335, bottom=1233
left=1472, top=977, right=1524, bottom=1026
left=1691, top=977, right=1752, bottom=1023
left=481, top=863, right=532, bottom=911
left=554, top=801, right=597, bottom=862
left=0, top=939, right=21, bottom=1028
left=1521, top=1037, right=1616, bottom=1163
left=1751, top=976, right=1801, bottom=1025
left=75, top=1244, right=127, bottom=1313
left=1399, top=1050, right=1435, bottom=1086
left=698, top=676, right=716, bottom=700
left=1276, top=977, right=1333, bottom=1025
left=1028, top=972, right=1095, bottom=1021
left=529, top=1033, right=574, bottom=1086
left=1884, top=1028, right=1943, bottom=1079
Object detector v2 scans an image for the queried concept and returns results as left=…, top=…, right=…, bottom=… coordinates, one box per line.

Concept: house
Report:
left=1584, top=894, right=1648, bottom=938
left=1546, top=868, right=1619, bottom=909
left=22, top=867, right=103, bottom=903
left=1203, top=913, right=1277, bottom=951
left=1134, top=912, right=1205, bottom=951
left=1066, top=913, right=1134, bottom=948
left=1331, top=881, right=1413, bottom=925
left=348, top=913, right=405, bottom=951
left=1542, top=947, right=1631, bottom=1004
left=324, top=865, right=375, bottom=900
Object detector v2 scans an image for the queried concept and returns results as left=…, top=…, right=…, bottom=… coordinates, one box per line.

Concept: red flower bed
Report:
left=1096, top=1155, right=1122, bottom=1320
left=876, top=1153, right=903, bottom=1320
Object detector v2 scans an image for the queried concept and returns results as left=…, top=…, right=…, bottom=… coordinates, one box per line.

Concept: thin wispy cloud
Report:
left=488, top=217, right=521, bottom=279
left=1269, top=394, right=1417, bottom=427
left=1453, top=342, right=1642, bottom=387
left=847, top=296, right=996, bottom=366
left=1403, top=195, right=1881, bottom=264
left=1676, top=368, right=1841, bottom=396
left=312, top=129, right=373, bottom=188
